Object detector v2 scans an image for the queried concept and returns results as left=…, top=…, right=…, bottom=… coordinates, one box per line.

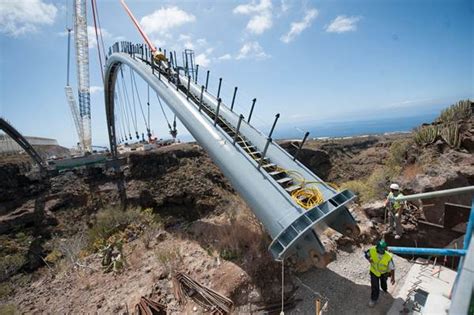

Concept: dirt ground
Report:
left=291, top=247, right=412, bottom=315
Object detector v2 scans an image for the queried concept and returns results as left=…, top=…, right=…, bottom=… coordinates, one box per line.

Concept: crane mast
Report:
left=73, top=0, right=92, bottom=152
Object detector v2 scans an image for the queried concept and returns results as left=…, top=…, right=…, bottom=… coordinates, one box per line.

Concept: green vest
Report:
left=388, top=192, right=404, bottom=210
left=369, top=246, right=393, bottom=277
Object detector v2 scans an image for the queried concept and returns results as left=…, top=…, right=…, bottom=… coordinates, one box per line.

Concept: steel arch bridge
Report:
left=0, top=117, right=46, bottom=172
left=104, top=42, right=359, bottom=266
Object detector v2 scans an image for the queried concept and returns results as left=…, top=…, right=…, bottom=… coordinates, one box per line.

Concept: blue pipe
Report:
left=388, top=247, right=467, bottom=257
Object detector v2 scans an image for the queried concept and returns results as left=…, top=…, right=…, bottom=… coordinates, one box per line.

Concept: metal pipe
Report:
left=199, top=85, right=204, bottom=112
left=214, top=98, right=221, bottom=126
left=464, top=198, right=474, bottom=249
left=268, top=113, right=280, bottom=139
left=233, top=114, right=244, bottom=145
left=217, top=77, right=222, bottom=98
left=392, top=186, right=474, bottom=202
left=230, top=87, right=238, bottom=111
left=195, top=65, right=199, bottom=84
left=293, top=132, right=310, bottom=161
left=388, top=247, right=467, bottom=257
left=258, top=137, right=272, bottom=169
left=248, top=98, right=256, bottom=123
left=205, top=70, right=210, bottom=91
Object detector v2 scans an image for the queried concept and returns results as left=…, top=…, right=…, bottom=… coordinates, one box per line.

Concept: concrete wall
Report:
left=0, top=134, right=59, bottom=154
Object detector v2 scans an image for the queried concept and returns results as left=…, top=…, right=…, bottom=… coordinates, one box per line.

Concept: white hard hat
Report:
left=390, top=183, right=400, bottom=190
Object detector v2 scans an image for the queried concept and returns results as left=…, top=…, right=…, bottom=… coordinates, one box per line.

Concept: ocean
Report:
left=272, top=112, right=439, bottom=140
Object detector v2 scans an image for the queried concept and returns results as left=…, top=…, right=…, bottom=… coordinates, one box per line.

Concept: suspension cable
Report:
left=156, top=92, right=173, bottom=131
left=131, top=70, right=149, bottom=130
left=91, top=0, right=104, bottom=82
left=119, top=67, right=137, bottom=137
left=116, top=75, right=131, bottom=139
left=147, top=84, right=151, bottom=137
left=116, top=91, right=127, bottom=142
left=92, top=0, right=107, bottom=59
left=129, top=66, right=139, bottom=138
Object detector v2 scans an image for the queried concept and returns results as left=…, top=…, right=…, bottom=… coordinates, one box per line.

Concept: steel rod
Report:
left=214, top=98, right=221, bottom=126
left=258, top=137, right=272, bottom=169
left=268, top=113, right=280, bottom=139
left=233, top=115, right=244, bottom=145
left=217, top=78, right=222, bottom=98
left=195, top=65, right=199, bottom=84
left=205, top=70, right=210, bottom=91
left=230, top=87, right=238, bottom=111
left=388, top=247, right=467, bottom=257
left=392, top=186, right=474, bottom=202
left=187, top=76, right=191, bottom=100
left=199, top=85, right=204, bottom=112
left=293, top=132, right=310, bottom=161
left=248, top=98, right=256, bottom=123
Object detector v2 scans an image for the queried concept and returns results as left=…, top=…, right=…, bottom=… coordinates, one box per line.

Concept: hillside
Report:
left=0, top=100, right=472, bottom=314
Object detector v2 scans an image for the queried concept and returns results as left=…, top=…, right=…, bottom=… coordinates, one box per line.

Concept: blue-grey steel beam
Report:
left=104, top=52, right=359, bottom=264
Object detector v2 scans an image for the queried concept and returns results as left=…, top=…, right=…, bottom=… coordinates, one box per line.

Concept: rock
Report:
left=361, top=201, right=385, bottom=219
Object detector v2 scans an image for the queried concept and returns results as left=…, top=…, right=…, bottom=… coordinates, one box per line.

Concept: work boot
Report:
left=368, top=300, right=376, bottom=307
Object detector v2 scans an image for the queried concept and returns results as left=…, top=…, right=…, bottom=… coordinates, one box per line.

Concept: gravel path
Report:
left=290, top=246, right=413, bottom=315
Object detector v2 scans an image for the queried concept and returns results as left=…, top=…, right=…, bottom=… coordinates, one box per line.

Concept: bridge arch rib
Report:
left=104, top=51, right=359, bottom=265
left=0, top=117, right=46, bottom=172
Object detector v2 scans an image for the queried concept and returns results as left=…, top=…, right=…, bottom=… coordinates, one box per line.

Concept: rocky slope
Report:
left=0, top=102, right=472, bottom=313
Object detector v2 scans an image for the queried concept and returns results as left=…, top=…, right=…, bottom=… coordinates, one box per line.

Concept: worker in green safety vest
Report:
left=384, top=183, right=406, bottom=239
left=365, top=240, right=395, bottom=307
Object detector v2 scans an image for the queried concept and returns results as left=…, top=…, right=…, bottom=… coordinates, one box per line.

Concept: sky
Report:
left=0, top=0, right=473, bottom=148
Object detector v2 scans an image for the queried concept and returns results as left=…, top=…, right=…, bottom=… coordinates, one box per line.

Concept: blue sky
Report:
left=0, top=0, right=472, bottom=147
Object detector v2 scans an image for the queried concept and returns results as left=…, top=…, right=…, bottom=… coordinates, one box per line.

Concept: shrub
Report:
left=156, top=246, right=182, bottom=274
left=342, top=168, right=390, bottom=203
left=0, top=254, right=26, bottom=282
left=440, top=123, right=461, bottom=149
left=0, top=282, right=13, bottom=298
left=438, top=100, right=472, bottom=123
left=387, top=139, right=411, bottom=167
left=414, top=125, right=438, bottom=146
left=0, top=304, right=19, bottom=315
left=87, top=206, right=158, bottom=252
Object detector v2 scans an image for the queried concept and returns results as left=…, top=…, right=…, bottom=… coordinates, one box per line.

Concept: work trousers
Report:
left=370, top=271, right=388, bottom=301
left=388, top=211, right=403, bottom=236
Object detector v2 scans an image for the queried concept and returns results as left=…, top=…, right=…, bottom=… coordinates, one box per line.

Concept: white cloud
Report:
left=280, top=9, right=318, bottom=43
left=140, top=6, right=195, bottom=35
left=280, top=0, right=290, bottom=13
left=90, top=86, right=103, bottom=94
left=0, top=0, right=57, bottom=36
left=325, top=15, right=361, bottom=33
left=233, top=0, right=273, bottom=35
left=236, top=41, right=269, bottom=60
left=87, top=26, right=111, bottom=49
left=195, top=53, right=210, bottom=67
left=218, top=54, right=232, bottom=61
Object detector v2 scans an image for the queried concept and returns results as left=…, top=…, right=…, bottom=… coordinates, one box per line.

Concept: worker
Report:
left=365, top=240, right=395, bottom=307
left=384, top=183, right=406, bottom=239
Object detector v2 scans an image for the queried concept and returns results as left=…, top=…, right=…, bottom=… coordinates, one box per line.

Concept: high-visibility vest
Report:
left=369, top=246, right=393, bottom=277
left=388, top=192, right=404, bottom=210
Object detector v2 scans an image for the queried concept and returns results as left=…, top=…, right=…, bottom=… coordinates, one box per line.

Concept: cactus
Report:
left=414, top=125, right=438, bottom=146
left=438, top=100, right=472, bottom=123
left=440, top=123, right=461, bottom=149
